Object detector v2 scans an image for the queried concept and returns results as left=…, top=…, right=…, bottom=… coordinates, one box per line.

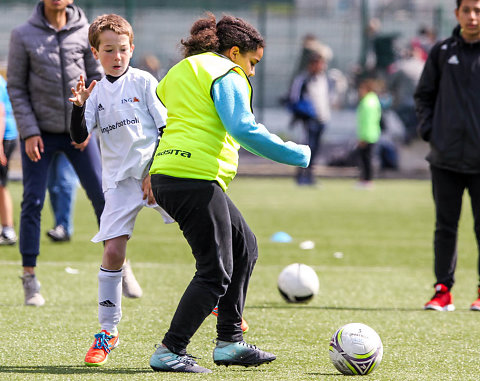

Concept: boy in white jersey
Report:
left=69, top=13, right=173, bottom=366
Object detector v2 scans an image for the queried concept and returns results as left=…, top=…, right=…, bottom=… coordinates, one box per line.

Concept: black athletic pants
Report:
left=151, top=174, right=258, bottom=355
left=358, top=143, right=374, bottom=181
left=430, top=165, right=480, bottom=289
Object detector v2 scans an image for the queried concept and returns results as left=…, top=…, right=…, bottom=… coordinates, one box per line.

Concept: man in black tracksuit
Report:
left=415, top=0, right=480, bottom=312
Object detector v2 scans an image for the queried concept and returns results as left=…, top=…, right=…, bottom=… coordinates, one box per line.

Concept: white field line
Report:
left=0, top=260, right=400, bottom=272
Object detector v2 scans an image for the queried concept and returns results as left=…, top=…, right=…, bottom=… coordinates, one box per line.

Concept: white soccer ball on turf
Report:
left=329, top=322, right=383, bottom=376
left=277, top=263, right=319, bottom=303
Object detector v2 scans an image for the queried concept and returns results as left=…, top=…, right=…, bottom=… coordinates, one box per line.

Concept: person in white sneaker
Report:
left=69, top=14, right=173, bottom=366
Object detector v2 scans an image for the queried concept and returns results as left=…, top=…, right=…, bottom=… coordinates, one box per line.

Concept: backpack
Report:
left=287, top=73, right=317, bottom=121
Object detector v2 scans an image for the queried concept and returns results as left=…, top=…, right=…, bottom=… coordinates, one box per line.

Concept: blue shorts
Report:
left=0, top=139, right=17, bottom=186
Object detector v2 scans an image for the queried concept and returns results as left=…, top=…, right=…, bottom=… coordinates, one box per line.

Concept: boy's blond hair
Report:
left=88, top=14, right=134, bottom=50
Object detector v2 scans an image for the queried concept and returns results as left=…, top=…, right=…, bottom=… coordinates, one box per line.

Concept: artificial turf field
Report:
left=1, top=177, right=479, bottom=380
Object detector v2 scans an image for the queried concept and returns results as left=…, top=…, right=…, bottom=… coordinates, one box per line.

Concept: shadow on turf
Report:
left=0, top=365, right=274, bottom=375
left=0, top=366, right=152, bottom=375
left=249, top=304, right=421, bottom=312
left=307, top=373, right=343, bottom=377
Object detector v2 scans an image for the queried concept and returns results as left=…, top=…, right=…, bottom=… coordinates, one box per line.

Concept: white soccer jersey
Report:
left=85, top=67, right=166, bottom=191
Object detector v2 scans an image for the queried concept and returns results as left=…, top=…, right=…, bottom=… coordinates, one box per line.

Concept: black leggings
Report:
left=358, top=143, right=374, bottom=181
left=151, top=174, right=258, bottom=355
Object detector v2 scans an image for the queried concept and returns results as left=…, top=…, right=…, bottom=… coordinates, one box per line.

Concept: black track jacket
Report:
left=414, top=25, right=480, bottom=173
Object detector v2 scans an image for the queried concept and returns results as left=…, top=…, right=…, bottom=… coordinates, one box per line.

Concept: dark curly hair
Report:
left=181, top=13, right=265, bottom=58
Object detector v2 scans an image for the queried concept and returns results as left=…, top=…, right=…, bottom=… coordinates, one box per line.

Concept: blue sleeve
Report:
left=0, top=76, right=7, bottom=105
left=212, top=72, right=310, bottom=168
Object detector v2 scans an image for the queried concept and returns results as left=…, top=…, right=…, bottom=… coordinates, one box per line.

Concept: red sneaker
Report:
left=470, top=288, right=480, bottom=311
left=424, top=284, right=455, bottom=311
left=211, top=306, right=249, bottom=333
left=84, top=330, right=119, bottom=366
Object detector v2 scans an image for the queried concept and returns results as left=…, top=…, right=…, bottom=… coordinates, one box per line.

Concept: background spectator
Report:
left=411, top=25, right=437, bottom=62
left=0, top=74, right=18, bottom=246
left=46, top=152, right=79, bottom=242
left=356, top=77, right=381, bottom=188
left=7, top=0, right=104, bottom=306
left=288, top=46, right=332, bottom=185
left=387, top=44, right=425, bottom=144
left=136, top=53, right=164, bottom=80
left=360, top=18, right=401, bottom=81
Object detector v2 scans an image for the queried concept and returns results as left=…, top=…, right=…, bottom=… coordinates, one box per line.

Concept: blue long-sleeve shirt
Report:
left=212, top=72, right=310, bottom=168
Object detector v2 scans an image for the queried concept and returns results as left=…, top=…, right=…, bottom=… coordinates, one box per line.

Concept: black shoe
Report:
left=213, top=340, right=276, bottom=367
left=46, top=225, right=70, bottom=242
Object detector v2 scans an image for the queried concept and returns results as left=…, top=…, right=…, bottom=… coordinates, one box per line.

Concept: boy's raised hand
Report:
left=69, top=75, right=97, bottom=106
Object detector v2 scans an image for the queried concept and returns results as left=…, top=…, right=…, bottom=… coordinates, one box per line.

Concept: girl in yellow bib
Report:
left=149, top=13, right=310, bottom=373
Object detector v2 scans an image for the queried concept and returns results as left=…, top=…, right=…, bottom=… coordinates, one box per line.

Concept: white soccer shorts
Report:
left=92, top=177, right=174, bottom=243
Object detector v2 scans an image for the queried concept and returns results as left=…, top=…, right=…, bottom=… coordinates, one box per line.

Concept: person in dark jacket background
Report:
left=415, top=0, right=480, bottom=312
left=288, top=48, right=331, bottom=185
left=6, top=0, right=105, bottom=306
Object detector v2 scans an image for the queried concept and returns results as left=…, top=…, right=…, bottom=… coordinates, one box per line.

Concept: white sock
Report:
left=98, top=267, right=122, bottom=334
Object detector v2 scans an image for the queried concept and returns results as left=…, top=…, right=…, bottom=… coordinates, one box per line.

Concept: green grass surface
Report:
left=1, top=177, right=478, bottom=380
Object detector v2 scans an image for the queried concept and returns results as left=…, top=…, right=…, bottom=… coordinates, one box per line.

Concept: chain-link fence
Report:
left=0, top=0, right=460, bottom=177
left=0, top=1, right=457, bottom=110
